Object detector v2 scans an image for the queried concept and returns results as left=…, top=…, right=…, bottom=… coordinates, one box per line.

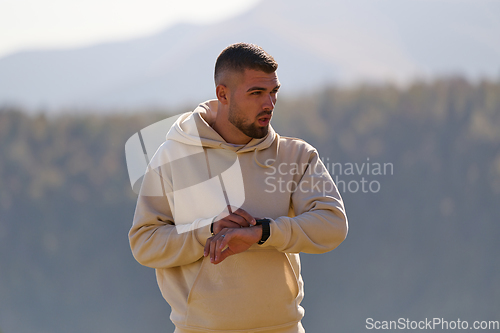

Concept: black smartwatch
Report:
left=255, top=218, right=271, bottom=245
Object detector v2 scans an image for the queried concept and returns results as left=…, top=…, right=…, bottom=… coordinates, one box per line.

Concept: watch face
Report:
left=255, top=218, right=270, bottom=225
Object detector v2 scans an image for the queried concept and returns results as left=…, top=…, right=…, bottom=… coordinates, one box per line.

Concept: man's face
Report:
left=227, top=69, right=280, bottom=139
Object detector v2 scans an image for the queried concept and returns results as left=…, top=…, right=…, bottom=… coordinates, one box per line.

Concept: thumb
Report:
left=216, top=246, right=234, bottom=264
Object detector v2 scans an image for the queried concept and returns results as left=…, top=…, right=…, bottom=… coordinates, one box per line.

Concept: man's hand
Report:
left=212, top=206, right=256, bottom=234
left=204, top=225, right=263, bottom=264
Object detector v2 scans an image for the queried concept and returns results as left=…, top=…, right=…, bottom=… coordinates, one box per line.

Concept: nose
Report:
left=262, top=94, right=275, bottom=111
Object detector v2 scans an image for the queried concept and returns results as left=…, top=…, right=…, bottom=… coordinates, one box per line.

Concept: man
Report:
left=129, top=43, right=348, bottom=333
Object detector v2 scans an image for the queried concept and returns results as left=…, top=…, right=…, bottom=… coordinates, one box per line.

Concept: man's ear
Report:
left=216, top=84, right=229, bottom=105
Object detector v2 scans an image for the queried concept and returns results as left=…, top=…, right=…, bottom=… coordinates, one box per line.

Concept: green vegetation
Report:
left=0, top=77, right=499, bottom=333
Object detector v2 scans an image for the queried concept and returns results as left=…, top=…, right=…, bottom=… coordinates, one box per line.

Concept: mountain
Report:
left=0, top=0, right=499, bottom=111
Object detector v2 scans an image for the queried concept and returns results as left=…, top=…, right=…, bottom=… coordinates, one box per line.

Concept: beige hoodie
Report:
left=129, top=100, right=348, bottom=332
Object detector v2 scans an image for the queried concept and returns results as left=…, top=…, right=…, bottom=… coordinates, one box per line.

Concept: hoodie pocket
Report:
left=185, top=249, right=300, bottom=330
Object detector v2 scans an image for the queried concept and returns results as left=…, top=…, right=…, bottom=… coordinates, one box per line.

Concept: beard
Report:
left=228, top=101, right=270, bottom=139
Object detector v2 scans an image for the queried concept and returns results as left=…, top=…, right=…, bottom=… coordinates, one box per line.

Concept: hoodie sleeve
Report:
left=128, top=157, right=212, bottom=269
left=264, top=149, right=348, bottom=253
left=129, top=195, right=212, bottom=269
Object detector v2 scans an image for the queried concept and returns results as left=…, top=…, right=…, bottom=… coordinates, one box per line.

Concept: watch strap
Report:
left=256, top=219, right=271, bottom=245
left=210, top=216, right=217, bottom=236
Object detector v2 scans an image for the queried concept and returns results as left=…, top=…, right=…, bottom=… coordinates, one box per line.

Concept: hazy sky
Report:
left=0, top=0, right=261, bottom=58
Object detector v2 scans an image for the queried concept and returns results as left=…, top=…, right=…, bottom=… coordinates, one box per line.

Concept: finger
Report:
left=213, top=205, right=240, bottom=225
left=212, top=220, right=240, bottom=234
left=209, top=234, right=219, bottom=262
left=233, top=208, right=256, bottom=226
left=218, top=220, right=241, bottom=229
left=214, top=210, right=231, bottom=223
left=214, top=234, right=237, bottom=264
left=219, top=232, right=229, bottom=250
left=216, top=248, right=232, bottom=264
left=225, top=214, right=249, bottom=227
left=214, top=233, right=227, bottom=262
left=210, top=228, right=228, bottom=262
left=204, top=236, right=213, bottom=257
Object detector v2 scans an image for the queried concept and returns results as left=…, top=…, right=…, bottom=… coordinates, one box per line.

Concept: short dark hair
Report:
left=214, top=43, right=278, bottom=84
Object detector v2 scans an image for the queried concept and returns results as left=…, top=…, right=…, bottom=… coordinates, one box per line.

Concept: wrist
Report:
left=252, top=225, right=263, bottom=244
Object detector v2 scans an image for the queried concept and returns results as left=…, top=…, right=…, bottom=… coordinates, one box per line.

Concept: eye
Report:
left=250, top=91, right=261, bottom=95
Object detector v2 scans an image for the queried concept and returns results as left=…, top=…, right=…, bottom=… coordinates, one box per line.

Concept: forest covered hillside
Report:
left=0, top=77, right=499, bottom=333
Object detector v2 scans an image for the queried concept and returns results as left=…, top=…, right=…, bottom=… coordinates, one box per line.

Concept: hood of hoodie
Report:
left=166, top=100, right=279, bottom=166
